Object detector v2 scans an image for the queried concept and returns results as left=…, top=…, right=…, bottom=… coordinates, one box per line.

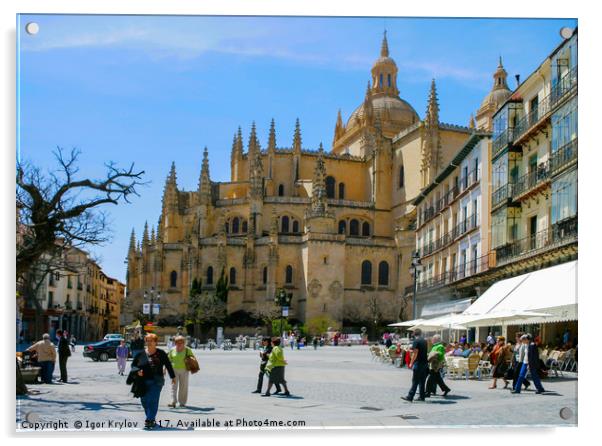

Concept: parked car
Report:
left=103, top=333, right=124, bottom=341
left=83, top=340, right=131, bottom=362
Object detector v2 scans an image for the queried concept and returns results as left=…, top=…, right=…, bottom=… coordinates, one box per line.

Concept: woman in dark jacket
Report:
left=131, top=333, right=176, bottom=429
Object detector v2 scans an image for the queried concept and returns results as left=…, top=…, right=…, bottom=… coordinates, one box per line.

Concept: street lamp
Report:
left=409, top=251, right=423, bottom=321
left=143, top=286, right=161, bottom=323
left=274, top=288, right=292, bottom=337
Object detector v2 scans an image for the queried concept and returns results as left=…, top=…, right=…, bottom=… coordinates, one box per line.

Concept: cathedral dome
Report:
left=480, top=57, right=512, bottom=109
left=347, top=95, right=419, bottom=129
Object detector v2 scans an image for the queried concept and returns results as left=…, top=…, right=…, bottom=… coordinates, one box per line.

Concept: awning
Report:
left=462, top=260, right=577, bottom=326
left=419, top=298, right=473, bottom=318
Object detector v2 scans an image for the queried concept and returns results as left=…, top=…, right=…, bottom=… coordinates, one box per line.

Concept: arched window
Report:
left=379, top=73, right=383, bottom=87
left=206, top=266, right=213, bottom=285
left=281, top=216, right=290, bottom=233
left=387, top=73, right=392, bottom=87
left=292, top=220, right=299, bottom=233
left=242, top=220, right=248, bottom=233
left=350, top=219, right=359, bottom=236
left=278, top=184, right=285, bottom=196
left=338, top=220, right=347, bottom=235
left=225, top=222, right=229, bottom=234
left=229, top=267, right=236, bottom=285
left=232, top=217, right=240, bottom=234
left=338, top=183, right=345, bottom=199
left=262, top=266, right=268, bottom=285
left=326, top=176, right=336, bottom=199
left=285, top=265, right=293, bottom=284
left=362, top=221, right=371, bottom=237
left=361, top=261, right=372, bottom=285
left=170, top=270, right=177, bottom=288
left=378, top=261, right=389, bottom=286
left=399, top=165, right=405, bottom=189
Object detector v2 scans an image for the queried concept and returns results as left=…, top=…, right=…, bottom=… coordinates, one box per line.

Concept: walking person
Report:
left=511, top=332, right=530, bottom=391
left=56, top=329, right=71, bottom=383
left=116, top=340, right=129, bottom=376
left=488, top=336, right=511, bottom=389
left=252, top=337, right=282, bottom=394
left=312, top=336, right=319, bottom=350
left=167, top=335, right=197, bottom=408
left=401, top=328, right=429, bottom=402
left=70, top=334, right=77, bottom=352
left=26, top=333, right=57, bottom=384
left=131, top=333, right=176, bottom=429
left=512, top=334, right=546, bottom=394
left=425, top=334, right=451, bottom=397
left=130, top=332, right=145, bottom=360
left=262, top=337, right=291, bottom=397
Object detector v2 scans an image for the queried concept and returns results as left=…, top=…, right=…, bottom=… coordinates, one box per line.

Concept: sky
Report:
left=17, top=14, right=577, bottom=282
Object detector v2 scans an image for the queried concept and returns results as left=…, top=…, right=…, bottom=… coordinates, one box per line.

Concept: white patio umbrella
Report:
left=408, top=313, right=470, bottom=331
left=387, top=318, right=426, bottom=327
left=461, top=310, right=552, bottom=328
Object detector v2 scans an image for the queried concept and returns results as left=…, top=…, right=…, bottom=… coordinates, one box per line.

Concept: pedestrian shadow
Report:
left=433, top=394, right=470, bottom=401
left=168, top=406, right=215, bottom=412
left=19, top=397, right=142, bottom=413
left=424, top=400, right=457, bottom=405
left=275, top=395, right=304, bottom=400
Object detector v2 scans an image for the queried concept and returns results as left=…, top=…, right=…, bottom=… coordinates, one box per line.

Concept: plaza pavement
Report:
left=16, top=344, right=577, bottom=432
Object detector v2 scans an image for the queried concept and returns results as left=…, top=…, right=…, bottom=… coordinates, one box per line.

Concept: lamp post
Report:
left=409, top=251, right=423, bottom=321
left=274, top=288, right=292, bottom=337
left=143, top=286, right=161, bottom=323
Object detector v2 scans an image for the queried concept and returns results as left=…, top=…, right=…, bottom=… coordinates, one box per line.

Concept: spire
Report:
left=380, top=30, right=389, bottom=58
left=142, top=221, right=149, bottom=246
left=308, top=143, right=329, bottom=217
left=492, top=56, right=510, bottom=91
left=150, top=226, right=156, bottom=245
left=293, top=118, right=302, bottom=154
left=469, top=114, right=475, bottom=130
left=231, top=128, right=243, bottom=160
left=268, top=119, right=276, bottom=153
left=363, top=80, right=374, bottom=125
left=334, top=109, right=345, bottom=144
left=249, top=124, right=264, bottom=199
left=425, top=78, right=440, bottom=127
left=198, top=147, right=212, bottom=204
left=162, top=162, right=179, bottom=211
left=248, top=122, right=259, bottom=158
left=129, top=229, right=136, bottom=253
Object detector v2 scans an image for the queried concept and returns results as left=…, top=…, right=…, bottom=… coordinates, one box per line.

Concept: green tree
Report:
left=306, top=315, right=337, bottom=336
left=215, top=268, right=229, bottom=303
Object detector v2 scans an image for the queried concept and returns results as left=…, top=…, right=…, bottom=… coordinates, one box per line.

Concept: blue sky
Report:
left=17, top=15, right=577, bottom=282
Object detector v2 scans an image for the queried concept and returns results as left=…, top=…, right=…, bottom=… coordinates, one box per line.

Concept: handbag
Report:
left=184, top=349, right=199, bottom=374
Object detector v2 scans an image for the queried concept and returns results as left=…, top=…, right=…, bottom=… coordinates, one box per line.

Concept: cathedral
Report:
left=125, top=32, right=510, bottom=326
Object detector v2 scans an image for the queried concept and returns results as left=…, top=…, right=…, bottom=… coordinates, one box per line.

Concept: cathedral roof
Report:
left=347, top=95, right=418, bottom=129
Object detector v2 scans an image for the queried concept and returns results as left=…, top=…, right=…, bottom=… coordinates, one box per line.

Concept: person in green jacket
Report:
left=262, top=337, right=291, bottom=397
left=425, top=334, right=451, bottom=397
left=167, top=335, right=196, bottom=408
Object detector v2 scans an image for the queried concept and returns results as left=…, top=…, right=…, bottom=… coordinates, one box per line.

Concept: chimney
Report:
left=515, top=74, right=520, bottom=88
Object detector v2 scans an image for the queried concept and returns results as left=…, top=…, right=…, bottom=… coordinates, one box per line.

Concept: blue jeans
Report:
left=407, top=362, right=429, bottom=400
left=515, top=363, right=544, bottom=392
left=140, top=378, right=164, bottom=421
left=38, top=361, right=54, bottom=383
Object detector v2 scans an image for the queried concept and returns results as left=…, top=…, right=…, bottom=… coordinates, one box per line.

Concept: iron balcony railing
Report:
left=491, top=183, right=513, bottom=208
left=550, top=139, right=578, bottom=174
left=551, top=65, right=578, bottom=108
left=513, top=94, right=552, bottom=143
left=417, top=213, right=479, bottom=258
left=496, top=215, right=577, bottom=264
left=492, top=128, right=515, bottom=159
left=418, top=169, right=479, bottom=227
left=512, top=161, right=550, bottom=198
left=417, top=253, right=492, bottom=292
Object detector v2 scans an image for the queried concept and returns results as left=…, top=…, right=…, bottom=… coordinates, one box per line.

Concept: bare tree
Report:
left=16, top=147, right=146, bottom=280
left=251, top=301, right=281, bottom=335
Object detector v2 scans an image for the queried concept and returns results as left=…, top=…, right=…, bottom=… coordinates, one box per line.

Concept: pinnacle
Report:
left=380, top=30, right=389, bottom=58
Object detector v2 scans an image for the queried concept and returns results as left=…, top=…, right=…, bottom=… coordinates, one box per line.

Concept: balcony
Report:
left=492, top=128, right=514, bottom=159
left=495, top=215, right=577, bottom=265
left=491, top=183, right=513, bottom=209
left=417, top=254, right=492, bottom=293
left=550, top=139, right=578, bottom=176
left=512, top=95, right=552, bottom=144
left=550, top=65, right=578, bottom=109
left=511, top=161, right=550, bottom=200
left=77, top=283, right=83, bottom=291
left=418, top=214, right=479, bottom=259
